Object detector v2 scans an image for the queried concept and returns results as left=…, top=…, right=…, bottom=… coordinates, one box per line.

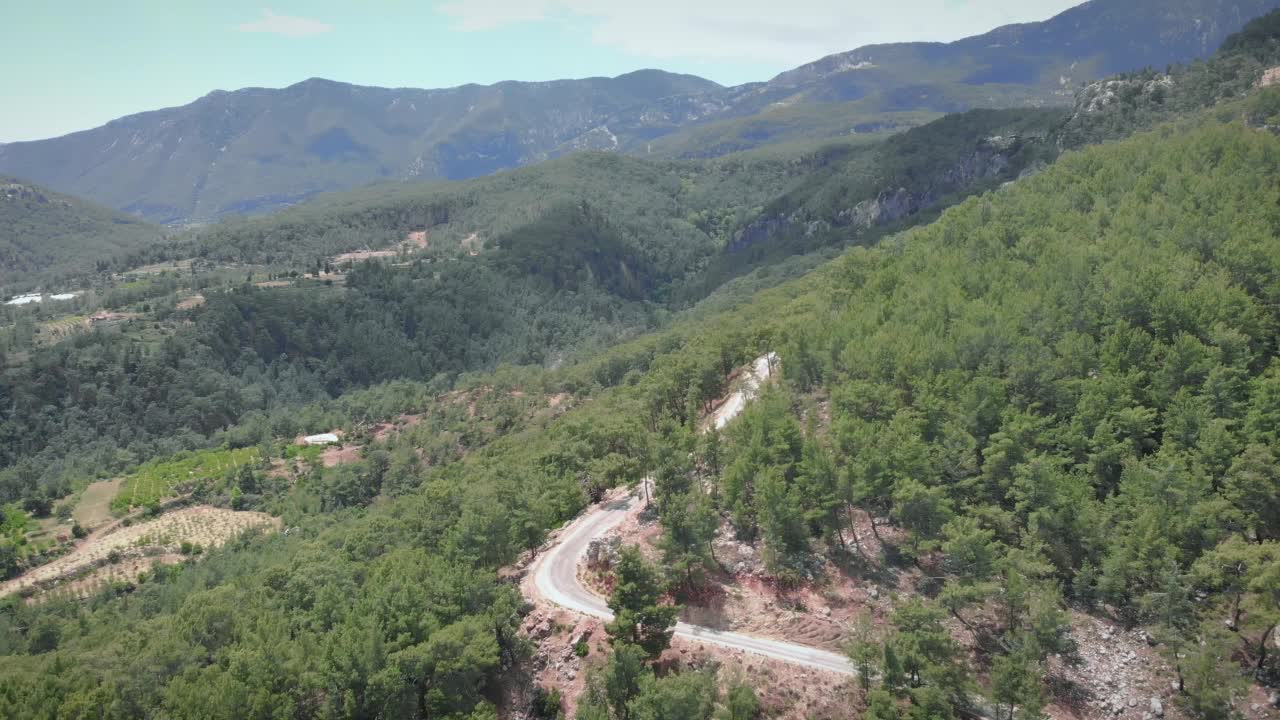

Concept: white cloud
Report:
left=438, top=0, right=1081, bottom=66
left=438, top=0, right=554, bottom=30
left=237, top=9, right=333, bottom=38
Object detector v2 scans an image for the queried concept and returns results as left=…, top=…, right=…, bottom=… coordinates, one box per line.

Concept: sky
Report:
left=1, top=0, right=1083, bottom=143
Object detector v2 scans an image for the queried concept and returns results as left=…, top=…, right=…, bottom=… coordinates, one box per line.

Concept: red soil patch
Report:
left=321, top=445, right=362, bottom=468
left=406, top=230, right=429, bottom=249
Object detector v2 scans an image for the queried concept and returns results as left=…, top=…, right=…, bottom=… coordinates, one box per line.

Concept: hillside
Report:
left=7, top=9, right=1280, bottom=516
left=3, top=83, right=1280, bottom=719
left=0, top=177, right=163, bottom=288
left=1, top=0, right=1273, bottom=224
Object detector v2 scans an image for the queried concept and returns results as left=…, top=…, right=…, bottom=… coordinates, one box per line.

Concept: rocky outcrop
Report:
left=1073, top=74, right=1176, bottom=117
left=728, top=134, right=1026, bottom=254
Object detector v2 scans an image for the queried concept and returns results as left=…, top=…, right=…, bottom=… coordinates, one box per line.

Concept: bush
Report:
left=71, top=523, right=86, bottom=539
left=573, top=640, right=589, bottom=658
left=531, top=686, right=563, bottom=720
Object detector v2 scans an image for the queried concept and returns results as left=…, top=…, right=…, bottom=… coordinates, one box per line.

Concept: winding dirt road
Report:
left=528, top=490, right=855, bottom=676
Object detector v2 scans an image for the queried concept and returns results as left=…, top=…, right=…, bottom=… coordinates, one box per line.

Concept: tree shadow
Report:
left=1046, top=674, right=1095, bottom=716
left=677, top=579, right=734, bottom=631
left=830, top=545, right=900, bottom=590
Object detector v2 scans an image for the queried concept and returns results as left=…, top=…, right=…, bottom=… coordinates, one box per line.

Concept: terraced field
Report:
left=36, top=315, right=87, bottom=344
left=112, top=447, right=260, bottom=512
left=0, top=506, right=278, bottom=599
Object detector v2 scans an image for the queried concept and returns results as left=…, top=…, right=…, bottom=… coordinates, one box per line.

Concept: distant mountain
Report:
left=0, top=177, right=163, bottom=287
left=1, top=0, right=1275, bottom=224
left=0, top=71, right=719, bottom=225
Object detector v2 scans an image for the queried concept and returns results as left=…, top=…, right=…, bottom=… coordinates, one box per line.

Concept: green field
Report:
left=111, top=447, right=260, bottom=513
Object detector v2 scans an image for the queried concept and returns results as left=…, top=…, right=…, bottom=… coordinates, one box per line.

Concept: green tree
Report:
left=628, top=668, right=717, bottom=720
left=659, top=489, right=719, bottom=593
left=604, top=643, right=650, bottom=720
left=606, top=547, right=680, bottom=658
left=892, top=479, right=954, bottom=559
left=717, top=681, right=760, bottom=720
left=990, top=646, right=1045, bottom=720
left=1221, top=444, right=1280, bottom=542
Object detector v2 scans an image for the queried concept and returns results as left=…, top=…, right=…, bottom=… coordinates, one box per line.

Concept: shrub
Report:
left=532, top=687, right=563, bottom=720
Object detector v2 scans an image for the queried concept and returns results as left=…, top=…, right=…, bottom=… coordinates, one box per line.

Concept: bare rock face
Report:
left=586, top=536, right=621, bottom=569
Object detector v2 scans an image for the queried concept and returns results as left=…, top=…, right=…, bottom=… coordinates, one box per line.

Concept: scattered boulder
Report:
left=1149, top=697, right=1163, bottom=717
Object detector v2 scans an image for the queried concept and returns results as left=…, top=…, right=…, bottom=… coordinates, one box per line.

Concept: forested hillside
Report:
left=7, top=7, right=1280, bottom=523
left=3, top=83, right=1280, bottom=718
left=0, top=177, right=163, bottom=287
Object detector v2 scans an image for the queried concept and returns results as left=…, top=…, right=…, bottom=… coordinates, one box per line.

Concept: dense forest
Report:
left=2, top=9, right=1280, bottom=720
left=0, top=178, right=164, bottom=288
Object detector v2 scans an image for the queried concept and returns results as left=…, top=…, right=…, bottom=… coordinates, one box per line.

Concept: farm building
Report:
left=303, top=433, right=339, bottom=446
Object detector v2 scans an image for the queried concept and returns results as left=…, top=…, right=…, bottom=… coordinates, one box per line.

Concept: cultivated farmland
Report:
left=0, top=506, right=278, bottom=599
left=111, top=447, right=260, bottom=512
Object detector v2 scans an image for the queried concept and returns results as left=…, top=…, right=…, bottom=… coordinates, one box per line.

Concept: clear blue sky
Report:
left=1, top=1, right=1082, bottom=142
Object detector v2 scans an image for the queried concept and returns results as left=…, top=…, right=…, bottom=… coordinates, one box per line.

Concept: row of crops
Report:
left=110, top=447, right=261, bottom=513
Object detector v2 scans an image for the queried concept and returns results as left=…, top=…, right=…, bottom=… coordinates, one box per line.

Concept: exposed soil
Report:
left=176, top=294, right=205, bottom=310
left=331, top=229, right=430, bottom=265
left=685, top=642, right=860, bottom=720
left=599, top=501, right=1213, bottom=720
left=332, top=249, right=399, bottom=263
left=514, top=597, right=860, bottom=720
left=321, top=444, right=363, bottom=468
left=406, top=230, right=429, bottom=249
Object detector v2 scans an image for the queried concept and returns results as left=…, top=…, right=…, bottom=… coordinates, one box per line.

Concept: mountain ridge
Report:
left=1, top=0, right=1276, bottom=225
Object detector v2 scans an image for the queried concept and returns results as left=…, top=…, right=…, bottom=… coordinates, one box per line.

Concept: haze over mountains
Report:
left=1, top=0, right=1276, bottom=225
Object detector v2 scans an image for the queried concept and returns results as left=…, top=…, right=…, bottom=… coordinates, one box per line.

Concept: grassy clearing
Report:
left=111, top=447, right=260, bottom=513
left=75, top=478, right=122, bottom=530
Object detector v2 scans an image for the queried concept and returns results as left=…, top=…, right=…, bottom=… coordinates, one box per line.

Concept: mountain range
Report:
left=1, top=0, right=1277, bottom=226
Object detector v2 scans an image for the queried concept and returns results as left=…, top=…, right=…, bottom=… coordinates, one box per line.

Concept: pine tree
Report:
left=606, top=547, right=680, bottom=658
